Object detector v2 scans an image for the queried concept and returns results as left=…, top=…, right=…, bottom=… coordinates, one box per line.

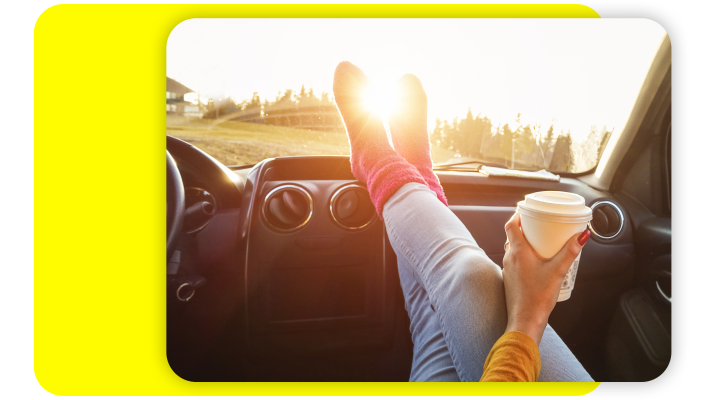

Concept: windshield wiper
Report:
left=433, top=161, right=508, bottom=171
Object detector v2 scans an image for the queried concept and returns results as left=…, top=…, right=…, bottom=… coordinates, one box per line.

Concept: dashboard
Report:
left=166, top=136, right=635, bottom=381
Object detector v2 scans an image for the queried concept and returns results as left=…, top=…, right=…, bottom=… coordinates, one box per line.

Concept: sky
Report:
left=167, top=18, right=666, bottom=142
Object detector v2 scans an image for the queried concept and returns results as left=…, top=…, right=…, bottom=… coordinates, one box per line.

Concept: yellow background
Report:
left=35, top=4, right=601, bottom=395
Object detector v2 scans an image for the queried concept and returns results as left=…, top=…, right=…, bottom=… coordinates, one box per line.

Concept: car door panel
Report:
left=601, top=69, right=671, bottom=381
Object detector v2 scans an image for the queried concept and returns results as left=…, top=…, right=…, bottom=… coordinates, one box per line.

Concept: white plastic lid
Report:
left=517, top=191, right=592, bottom=223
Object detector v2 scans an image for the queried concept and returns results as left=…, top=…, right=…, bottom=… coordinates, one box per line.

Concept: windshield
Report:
left=167, top=19, right=665, bottom=172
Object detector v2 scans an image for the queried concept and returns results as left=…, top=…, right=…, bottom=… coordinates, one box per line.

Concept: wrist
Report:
left=506, top=315, right=548, bottom=347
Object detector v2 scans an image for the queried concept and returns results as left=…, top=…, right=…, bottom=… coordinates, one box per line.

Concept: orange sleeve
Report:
left=479, top=331, right=542, bottom=382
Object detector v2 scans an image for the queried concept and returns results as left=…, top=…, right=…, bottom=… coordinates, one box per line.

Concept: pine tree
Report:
left=518, top=124, right=535, bottom=153
left=480, top=116, right=493, bottom=156
left=431, top=118, right=443, bottom=148
left=278, top=89, right=295, bottom=104
left=244, top=92, right=260, bottom=110
left=540, top=125, right=555, bottom=155
left=447, top=117, right=462, bottom=154
left=500, top=123, right=514, bottom=162
left=457, top=108, right=484, bottom=158
left=538, top=124, right=555, bottom=169
left=320, top=91, right=331, bottom=104
left=549, top=132, right=574, bottom=172
left=441, top=120, right=456, bottom=152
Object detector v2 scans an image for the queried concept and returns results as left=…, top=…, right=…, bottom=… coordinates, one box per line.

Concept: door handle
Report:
left=656, top=281, right=673, bottom=304
left=654, top=269, right=671, bottom=303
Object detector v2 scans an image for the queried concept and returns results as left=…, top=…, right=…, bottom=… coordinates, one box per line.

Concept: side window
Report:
left=618, top=129, right=668, bottom=217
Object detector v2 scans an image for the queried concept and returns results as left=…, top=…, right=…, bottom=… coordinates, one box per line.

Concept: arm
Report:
left=478, top=212, right=589, bottom=382
left=480, top=331, right=541, bottom=382
left=502, top=212, right=589, bottom=347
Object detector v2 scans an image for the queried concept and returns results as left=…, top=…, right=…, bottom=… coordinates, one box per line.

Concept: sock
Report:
left=333, top=62, right=426, bottom=219
left=388, top=74, right=449, bottom=206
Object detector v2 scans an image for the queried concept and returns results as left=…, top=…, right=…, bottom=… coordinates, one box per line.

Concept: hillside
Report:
left=167, top=116, right=351, bottom=165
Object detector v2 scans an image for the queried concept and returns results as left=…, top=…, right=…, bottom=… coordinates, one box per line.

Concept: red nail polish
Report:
left=578, top=229, right=591, bottom=246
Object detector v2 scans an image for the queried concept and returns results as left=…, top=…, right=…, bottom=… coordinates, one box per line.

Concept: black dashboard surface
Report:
left=240, top=156, right=634, bottom=360
left=169, top=153, right=635, bottom=381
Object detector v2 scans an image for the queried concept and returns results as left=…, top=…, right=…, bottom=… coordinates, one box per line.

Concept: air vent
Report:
left=262, top=185, right=313, bottom=232
left=588, top=200, right=624, bottom=240
left=330, top=184, right=376, bottom=230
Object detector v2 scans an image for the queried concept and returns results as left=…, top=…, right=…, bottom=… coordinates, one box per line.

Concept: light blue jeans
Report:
left=383, top=182, right=593, bottom=382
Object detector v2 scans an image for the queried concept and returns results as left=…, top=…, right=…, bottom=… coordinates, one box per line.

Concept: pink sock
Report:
left=388, top=74, right=449, bottom=206
left=333, top=62, right=426, bottom=219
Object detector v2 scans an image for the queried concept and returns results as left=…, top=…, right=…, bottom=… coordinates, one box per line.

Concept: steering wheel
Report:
left=167, top=150, right=185, bottom=261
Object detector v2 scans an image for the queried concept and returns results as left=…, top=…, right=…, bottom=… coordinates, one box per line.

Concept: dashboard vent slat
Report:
left=330, top=184, right=376, bottom=230
left=262, top=185, right=313, bottom=233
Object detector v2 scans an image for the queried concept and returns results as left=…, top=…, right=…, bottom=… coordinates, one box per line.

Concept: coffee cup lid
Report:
left=517, top=191, right=592, bottom=223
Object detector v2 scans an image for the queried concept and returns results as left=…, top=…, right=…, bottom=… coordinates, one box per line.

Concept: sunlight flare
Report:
left=361, top=79, right=400, bottom=118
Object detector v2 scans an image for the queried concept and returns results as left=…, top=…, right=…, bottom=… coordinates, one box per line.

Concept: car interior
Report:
left=166, top=37, right=671, bottom=382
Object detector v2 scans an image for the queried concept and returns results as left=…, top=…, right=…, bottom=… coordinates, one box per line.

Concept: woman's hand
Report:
left=502, top=212, right=590, bottom=346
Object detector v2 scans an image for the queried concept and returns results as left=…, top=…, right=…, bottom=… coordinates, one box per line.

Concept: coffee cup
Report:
left=516, top=191, right=592, bottom=301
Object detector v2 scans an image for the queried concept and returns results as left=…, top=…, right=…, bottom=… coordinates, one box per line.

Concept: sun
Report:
left=361, top=79, right=401, bottom=118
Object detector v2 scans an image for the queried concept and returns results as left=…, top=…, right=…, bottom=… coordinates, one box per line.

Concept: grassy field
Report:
left=167, top=115, right=459, bottom=166
left=167, top=116, right=350, bottom=165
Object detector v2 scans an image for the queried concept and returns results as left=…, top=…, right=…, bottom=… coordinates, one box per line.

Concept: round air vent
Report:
left=588, top=200, right=624, bottom=240
left=261, top=185, right=313, bottom=232
left=330, top=184, right=376, bottom=230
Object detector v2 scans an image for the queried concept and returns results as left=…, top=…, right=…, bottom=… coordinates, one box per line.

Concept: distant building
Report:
left=167, top=77, right=202, bottom=117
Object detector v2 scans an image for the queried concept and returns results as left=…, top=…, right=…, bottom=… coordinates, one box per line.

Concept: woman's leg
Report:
left=538, top=325, right=593, bottom=382
left=396, top=252, right=460, bottom=381
left=385, top=182, right=593, bottom=382
left=332, top=61, right=591, bottom=381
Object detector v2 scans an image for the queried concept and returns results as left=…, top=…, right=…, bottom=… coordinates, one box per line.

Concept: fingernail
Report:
left=578, top=229, right=591, bottom=246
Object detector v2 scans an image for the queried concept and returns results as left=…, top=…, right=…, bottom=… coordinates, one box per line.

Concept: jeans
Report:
left=383, top=182, right=593, bottom=382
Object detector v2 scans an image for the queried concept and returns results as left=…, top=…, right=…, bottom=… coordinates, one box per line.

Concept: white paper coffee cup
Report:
left=516, top=191, right=592, bottom=302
